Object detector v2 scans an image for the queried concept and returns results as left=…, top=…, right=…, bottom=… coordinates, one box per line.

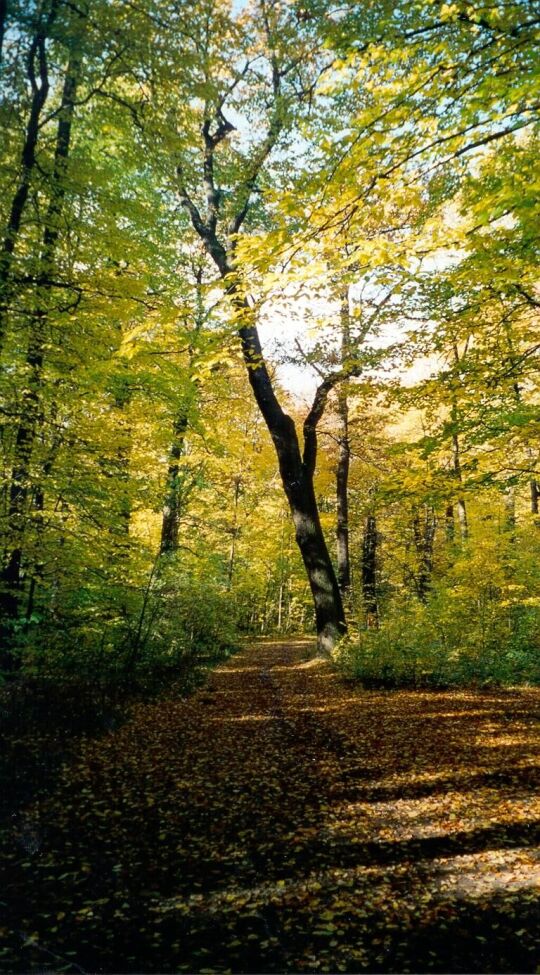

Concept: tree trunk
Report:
left=160, top=413, right=189, bottom=555
left=226, top=474, right=242, bottom=589
left=0, top=36, right=83, bottom=629
left=456, top=496, right=468, bottom=541
left=0, top=0, right=60, bottom=351
left=181, top=156, right=346, bottom=653
left=530, top=479, right=539, bottom=515
left=503, top=485, right=516, bottom=537
left=413, top=506, right=437, bottom=602
left=112, top=381, right=133, bottom=547
left=184, top=259, right=345, bottom=652
left=286, top=454, right=346, bottom=654
left=0, top=0, right=7, bottom=64
left=451, top=429, right=468, bottom=541
left=362, top=513, right=378, bottom=627
left=450, top=348, right=469, bottom=543
left=445, top=502, right=455, bottom=542
left=238, top=313, right=346, bottom=654
left=336, top=289, right=351, bottom=597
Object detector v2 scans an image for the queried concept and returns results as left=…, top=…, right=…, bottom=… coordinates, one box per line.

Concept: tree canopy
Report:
left=0, top=0, right=539, bottom=678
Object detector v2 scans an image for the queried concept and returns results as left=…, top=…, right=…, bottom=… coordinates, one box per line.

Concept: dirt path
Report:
left=1, top=640, right=540, bottom=973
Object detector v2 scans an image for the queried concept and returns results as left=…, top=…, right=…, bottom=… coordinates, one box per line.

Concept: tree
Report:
left=165, top=0, right=353, bottom=653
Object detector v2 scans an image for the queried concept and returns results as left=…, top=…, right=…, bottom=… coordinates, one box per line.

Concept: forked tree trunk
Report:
left=180, top=129, right=346, bottom=654
left=240, top=317, right=346, bottom=654
left=180, top=265, right=345, bottom=654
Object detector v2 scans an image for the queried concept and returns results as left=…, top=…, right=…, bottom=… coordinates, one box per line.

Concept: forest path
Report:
left=2, top=639, right=540, bottom=973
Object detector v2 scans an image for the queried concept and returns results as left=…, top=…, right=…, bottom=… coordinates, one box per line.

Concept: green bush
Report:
left=335, top=586, right=540, bottom=689
left=9, top=557, right=240, bottom=683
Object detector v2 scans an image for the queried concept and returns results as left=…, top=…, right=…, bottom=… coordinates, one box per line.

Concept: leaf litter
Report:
left=1, top=639, right=539, bottom=973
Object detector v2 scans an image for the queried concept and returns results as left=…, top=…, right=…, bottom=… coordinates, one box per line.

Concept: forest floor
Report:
left=1, top=639, right=540, bottom=974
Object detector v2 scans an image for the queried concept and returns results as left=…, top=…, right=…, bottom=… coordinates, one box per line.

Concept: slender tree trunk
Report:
left=0, top=36, right=84, bottom=628
left=113, top=382, right=133, bottom=544
left=0, top=0, right=7, bottom=65
left=503, top=485, right=516, bottom=537
left=531, top=479, right=539, bottom=515
left=362, top=512, right=379, bottom=627
left=226, top=474, right=241, bottom=589
left=451, top=427, right=468, bottom=541
left=277, top=580, right=283, bottom=630
left=237, top=312, right=345, bottom=654
left=0, top=0, right=60, bottom=351
left=1, top=325, right=47, bottom=622
left=456, top=495, right=468, bottom=541
left=336, top=289, right=351, bottom=598
left=160, top=266, right=204, bottom=557
left=445, top=502, right=455, bottom=542
left=413, top=506, right=437, bottom=602
left=21, top=424, right=62, bottom=623
left=160, top=413, right=189, bottom=555
left=450, top=347, right=469, bottom=542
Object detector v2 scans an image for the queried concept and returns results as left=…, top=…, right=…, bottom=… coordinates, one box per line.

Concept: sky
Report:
left=258, top=287, right=437, bottom=407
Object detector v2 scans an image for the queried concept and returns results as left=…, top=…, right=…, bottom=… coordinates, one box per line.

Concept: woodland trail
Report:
left=2, top=640, right=540, bottom=974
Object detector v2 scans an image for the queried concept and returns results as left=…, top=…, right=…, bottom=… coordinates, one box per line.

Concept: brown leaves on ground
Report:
left=1, top=640, right=539, bottom=973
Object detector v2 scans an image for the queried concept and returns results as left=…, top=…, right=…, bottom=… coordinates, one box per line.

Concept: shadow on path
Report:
left=1, top=640, right=539, bottom=973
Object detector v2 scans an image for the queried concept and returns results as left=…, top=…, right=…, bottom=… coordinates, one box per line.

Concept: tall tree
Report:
left=169, top=0, right=352, bottom=653
left=1, top=13, right=86, bottom=624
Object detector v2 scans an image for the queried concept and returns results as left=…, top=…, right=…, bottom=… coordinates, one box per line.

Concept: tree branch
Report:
left=303, top=364, right=361, bottom=476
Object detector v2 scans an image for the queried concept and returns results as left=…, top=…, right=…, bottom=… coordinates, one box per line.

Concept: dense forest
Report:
left=1, top=0, right=540, bottom=972
left=1, top=0, right=540, bottom=680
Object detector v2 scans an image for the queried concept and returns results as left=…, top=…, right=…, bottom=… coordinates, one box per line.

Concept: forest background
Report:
left=1, top=0, right=539, bottom=689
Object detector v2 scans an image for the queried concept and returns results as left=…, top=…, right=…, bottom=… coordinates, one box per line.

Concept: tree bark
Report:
left=456, top=495, right=468, bottom=541
left=160, top=413, right=189, bottom=555
left=178, top=104, right=346, bottom=654
left=451, top=425, right=468, bottom=541
left=450, top=347, right=469, bottom=542
left=0, top=0, right=60, bottom=351
left=237, top=314, right=346, bottom=654
left=503, top=485, right=516, bottom=537
left=336, top=289, right=351, bottom=597
left=445, top=502, right=455, bottom=542
left=0, top=0, right=7, bottom=64
left=362, top=513, right=379, bottom=627
left=226, top=474, right=242, bottom=589
left=0, top=34, right=84, bottom=628
left=412, top=506, right=437, bottom=602
left=531, top=479, right=539, bottom=515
